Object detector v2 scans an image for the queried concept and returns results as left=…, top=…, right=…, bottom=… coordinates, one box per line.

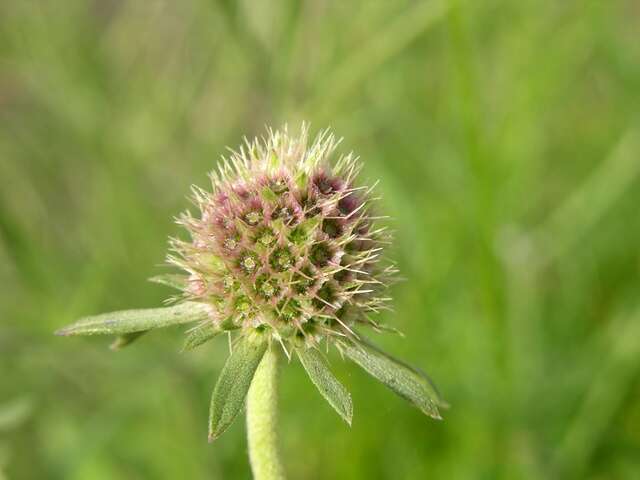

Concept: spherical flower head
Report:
left=170, top=125, right=396, bottom=350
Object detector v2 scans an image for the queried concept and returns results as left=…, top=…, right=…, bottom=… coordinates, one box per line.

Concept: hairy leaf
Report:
left=208, top=337, right=267, bottom=441
left=298, top=348, right=353, bottom=425
left=55, top=302, right=210, bottom=336
left=342, top=337, right=446, bottom=419
left=182, top=324, right=220, bottom=351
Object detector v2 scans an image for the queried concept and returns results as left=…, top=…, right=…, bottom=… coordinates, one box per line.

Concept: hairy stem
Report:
left=247, top=345, right=286, bottom=480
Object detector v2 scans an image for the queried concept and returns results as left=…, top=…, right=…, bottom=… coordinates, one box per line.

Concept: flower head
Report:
left=56, top=124, right=446, bottom=443
left=170, top=125, right=395, bottom=352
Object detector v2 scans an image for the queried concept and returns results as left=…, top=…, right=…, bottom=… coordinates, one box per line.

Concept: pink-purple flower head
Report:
left=169, top=125, right=396, bottom=353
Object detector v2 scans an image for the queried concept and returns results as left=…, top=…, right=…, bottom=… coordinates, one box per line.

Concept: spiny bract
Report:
left=171, top=125, right=396, bottom=352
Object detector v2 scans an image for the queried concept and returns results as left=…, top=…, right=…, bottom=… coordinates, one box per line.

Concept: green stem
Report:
left=246, top=345, right=286, bottom=480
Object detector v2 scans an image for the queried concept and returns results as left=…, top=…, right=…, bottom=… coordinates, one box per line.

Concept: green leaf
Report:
left=148, top=274, right=188, bottom=291
left=342, top=337, right=446, bottom=419
left=208, top=336, right=267, bottom=441
left=55, top=302, right=210, bottom=336
left=110, top=331, right=148, bottom=350
left=182, top=324, right=221, bottom=351
left=298, top=348, right=353, bottom=425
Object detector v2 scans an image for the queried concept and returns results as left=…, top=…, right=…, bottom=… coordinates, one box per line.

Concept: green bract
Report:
left=56, top=125, right=446, bottom=442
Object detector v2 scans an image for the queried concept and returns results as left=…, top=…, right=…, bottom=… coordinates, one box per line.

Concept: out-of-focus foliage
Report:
left=1, top=0, right=639, bottom=479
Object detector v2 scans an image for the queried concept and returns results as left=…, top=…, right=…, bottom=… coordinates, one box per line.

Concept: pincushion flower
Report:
left=56, top=125, right=446, bottom=479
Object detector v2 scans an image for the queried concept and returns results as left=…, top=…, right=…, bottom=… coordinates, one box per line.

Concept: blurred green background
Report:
left=1, top=0, right=640, bottom=478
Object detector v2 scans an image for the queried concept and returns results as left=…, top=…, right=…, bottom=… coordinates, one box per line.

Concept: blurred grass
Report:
left=1, top=0, right=640, bottom=479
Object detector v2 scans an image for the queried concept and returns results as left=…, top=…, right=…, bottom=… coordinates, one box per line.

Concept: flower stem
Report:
left=247, top=345, right=286, bottom=480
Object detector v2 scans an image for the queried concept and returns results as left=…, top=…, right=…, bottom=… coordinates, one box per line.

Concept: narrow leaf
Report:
left=208, top=337, right=267, bottom=441
left=148, top=274, right=188, bottom=291
left=342, top=337, right=445, bottom=419
left=55, top=302, right=210, bottom=336
left=110, top=331, right=148, bottom=351
left=298, top=348, right=353, bottom=425
left=182, top=324, right=220, bottom=351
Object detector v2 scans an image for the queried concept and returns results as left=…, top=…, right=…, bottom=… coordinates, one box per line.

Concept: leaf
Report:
left=182, top=324, right=221, bottom=351
left=148, top=274, right=188, bottom=291
left=55, top=302, right=210, bottom=336
left=110, top=331, right=148, bottom=351
left=298, top=348, right=353, bottom=425
left=342, top=336, right=446, bottom=419
left=208, top=336, right=267, bottom=441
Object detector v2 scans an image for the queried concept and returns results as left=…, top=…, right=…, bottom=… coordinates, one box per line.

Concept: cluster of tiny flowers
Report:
left=169, top=126, right=396, bottom=350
